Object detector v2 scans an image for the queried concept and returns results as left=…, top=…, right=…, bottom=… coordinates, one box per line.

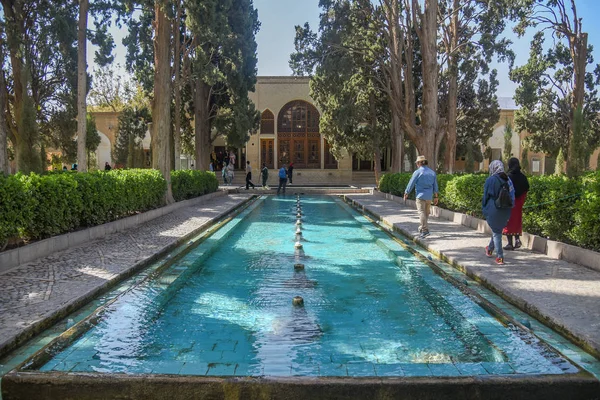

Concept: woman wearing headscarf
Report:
left=482, top=160, right=515, bottom=265
left=502, top=157, right=530, bottom=250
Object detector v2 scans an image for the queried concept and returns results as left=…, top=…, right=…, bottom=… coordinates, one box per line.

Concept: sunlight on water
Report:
left=40, top=196, right=570, bottom=377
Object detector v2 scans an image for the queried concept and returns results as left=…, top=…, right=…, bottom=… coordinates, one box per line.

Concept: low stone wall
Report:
left=3, top=371, right=599, bottom=400
left=378, top=191, right=600, bottom=273
left=0, top=191, right=227, bottom=274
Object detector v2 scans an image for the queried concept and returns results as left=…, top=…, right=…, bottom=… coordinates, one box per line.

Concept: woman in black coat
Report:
left=502, top=157, right=530, bottom=250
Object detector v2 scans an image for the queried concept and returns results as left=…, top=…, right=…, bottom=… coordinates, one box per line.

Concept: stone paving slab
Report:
left=0, top=193, right=251, bottom=357
left=345, top=193, right=600, bottom=359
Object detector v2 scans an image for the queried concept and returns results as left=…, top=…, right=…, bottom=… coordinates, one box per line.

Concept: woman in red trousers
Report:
left=503, top=157, right=530, bottom=250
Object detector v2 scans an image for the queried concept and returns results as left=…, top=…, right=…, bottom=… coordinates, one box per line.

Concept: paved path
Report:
left=345, top=193, right=600, bottom=358
left=0, top=193, right=251, bottom=355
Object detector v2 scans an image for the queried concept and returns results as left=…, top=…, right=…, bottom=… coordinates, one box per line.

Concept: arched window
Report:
left=260, top=109, right=274, bottom=134
left=277, top=100, right=320, bottom=168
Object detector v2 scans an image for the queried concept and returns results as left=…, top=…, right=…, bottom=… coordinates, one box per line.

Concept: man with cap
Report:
left=404, top=155, right=439, bottom=238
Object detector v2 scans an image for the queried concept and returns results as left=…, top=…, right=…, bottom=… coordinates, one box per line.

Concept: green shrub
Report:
left=444, top=174, right=487, bottom=216
left=0, top=174, right=33, bottom=245
left=171, top=170, right=219, bottom=201
left=378, top=173, right=393, bottom=193
left=25, top=173, right=84, bottom=239
left=568, top=171, right=600, bottom=250
left=522, top=175, right=581, bottom=243
left=436, top=174, right=457, bottom=208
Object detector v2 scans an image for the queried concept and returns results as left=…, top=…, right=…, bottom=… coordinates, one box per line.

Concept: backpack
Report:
left=494, top=177, right=513, bottom=209
left=279, top=168, right=287, bottom=178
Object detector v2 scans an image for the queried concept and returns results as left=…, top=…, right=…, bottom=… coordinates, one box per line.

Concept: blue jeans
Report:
left=488, top=232, right=503, bottom=259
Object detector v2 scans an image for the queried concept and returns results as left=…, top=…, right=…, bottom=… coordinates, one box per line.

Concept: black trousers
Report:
left=277, top=177, right=287, bottom=194
left=246, top=172, right=255, bottom=189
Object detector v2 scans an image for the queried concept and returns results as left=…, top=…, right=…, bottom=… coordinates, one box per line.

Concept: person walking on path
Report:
left=287, top=162, right=294, bottom=184
left=261, top=163, right=269, bottom=188
left=503, top=157, right=529, bottom=250
left=483, top=160, right=515, bottom=265
left=277, top=164, right=287, bottom=195
left=222, top=164, right=229, bottom=185
left=404, top=155, right=439, bottom=238
left=245, top=161, right=256, bottom=189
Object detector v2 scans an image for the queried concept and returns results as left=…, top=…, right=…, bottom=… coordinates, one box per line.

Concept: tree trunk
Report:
left=2, top=0, right=40, bottom=173
left=381, top=0, right=404, bottom=174
left=370, top=91, right=382, bottom=185
left=172, top=0, right=182, bottom=170
left=444, top=0, right=459, bottom=173
left=419, top=0, right=440, bottom=167
left=76, top=0, right=88, bottom=172
left=153, top=1, right=174, bottom=204
left=390, top=111, right=403, bottom=172
left=567, top=30, right=587, bottom=171
left=194, top=79, right=211, bottom=171
left=0, top=55, right=8, bottom=174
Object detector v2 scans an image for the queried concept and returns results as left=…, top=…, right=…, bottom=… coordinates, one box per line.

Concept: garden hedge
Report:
left=0, top=169, right=218, bottom=245
left=379, top=171, right=598, bottom=251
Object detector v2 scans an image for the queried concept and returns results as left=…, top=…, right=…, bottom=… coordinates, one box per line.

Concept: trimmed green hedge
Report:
left=379, top=171, right=597, bottom=251
left=172, top=170, right=219, bottom=201
left=0, top=169, right=218, bottom=244
left=570, top=171, right=600, bottom=251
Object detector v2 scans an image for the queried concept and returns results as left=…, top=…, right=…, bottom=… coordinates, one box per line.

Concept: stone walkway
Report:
left=0, top=193, right=251, bottom=356
left=345, top=193, right=600, bottom=358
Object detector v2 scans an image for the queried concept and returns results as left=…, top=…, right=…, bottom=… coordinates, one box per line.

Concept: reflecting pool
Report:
left=39, top=196, right=574, bottom=377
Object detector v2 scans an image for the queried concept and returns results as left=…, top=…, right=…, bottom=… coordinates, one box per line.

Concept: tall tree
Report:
left=291, top=0, right=390, bottom=183
left=512, top=0, right=600, bottom=176
left=186, top=0, right=260, bottom=170
left=114, top=105, right=151, bottom=167
left=438, top=0, right=515, bottom=172
left=0, top=31, right=7, bottom=174
left=152, top=0, right=174, bottom=202
left=77, top=0, right=89, bottom=172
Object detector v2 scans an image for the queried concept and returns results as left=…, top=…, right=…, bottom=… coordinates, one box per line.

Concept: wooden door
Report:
left=261, top=139, right=274, bottom=169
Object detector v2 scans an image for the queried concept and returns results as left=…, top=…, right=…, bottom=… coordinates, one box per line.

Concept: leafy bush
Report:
left=436, top=174, right=457, bottom=208
left=0, top=174, right=33, bottom=245
left=568, top=172, right=600, bottom=251
left=444, top=174, right=487, bottom=216
left=171, top=170, right=219, bottom=201
left=25, top=173, right=84, bottom=238
left=0, top=168, right=218, bottom=246
left=522, top=175, right=581, bottom=243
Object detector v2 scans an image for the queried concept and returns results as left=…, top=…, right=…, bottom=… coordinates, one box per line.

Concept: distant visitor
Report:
left=404, top=155, right=439, bottom=239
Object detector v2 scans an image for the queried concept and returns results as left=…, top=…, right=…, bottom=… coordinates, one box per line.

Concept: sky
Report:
left=92, top=0, right=600, bottom=99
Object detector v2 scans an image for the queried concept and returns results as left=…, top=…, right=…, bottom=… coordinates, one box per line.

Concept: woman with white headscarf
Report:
left=482, top=160, right=515, bottom=265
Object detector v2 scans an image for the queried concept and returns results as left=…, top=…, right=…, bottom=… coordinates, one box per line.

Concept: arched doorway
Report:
left=260, top=109, right=275, bottom=168
left=96, top=131, right=112, bottom=169
left=277, top=100, right=320, bottom=169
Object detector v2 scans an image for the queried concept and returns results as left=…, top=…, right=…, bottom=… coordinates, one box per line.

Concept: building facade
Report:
left=87, top=76, right=600, bottom=175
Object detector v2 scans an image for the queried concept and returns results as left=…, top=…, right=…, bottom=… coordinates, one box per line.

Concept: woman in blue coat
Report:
left=482, top=160, right=515, bottom=265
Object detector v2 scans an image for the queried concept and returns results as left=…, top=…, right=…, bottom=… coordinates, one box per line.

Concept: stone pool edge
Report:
left=0, top=193, right=255, bottom=361
left=2, top=371, right=599, bottom=400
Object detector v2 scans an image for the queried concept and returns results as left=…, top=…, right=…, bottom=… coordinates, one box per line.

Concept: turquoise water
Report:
left=39, top=196, right=574, bottom=377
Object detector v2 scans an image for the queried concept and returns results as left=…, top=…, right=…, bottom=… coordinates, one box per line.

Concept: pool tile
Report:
left=427, top=363, right=461, bottom=377
left=398, top=363, right=432, bottom=377
left=179, top=361, right=208, bottom=375
left=319, top=363, right=348, bottom=377
left=206, top=363, right=237, bottom=376
left=263, top=362, right=292, bottom=376
left=374, top=363, right=405, bottom=377
left=291, top=363, right=320, bottom=376
left=455, top=363, right=488, bottom=376
left=346, top=362, right=376, bottom=377
left=481, top=362, right=515, bottom=375
left=214, top=340, right=237, bottom=352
